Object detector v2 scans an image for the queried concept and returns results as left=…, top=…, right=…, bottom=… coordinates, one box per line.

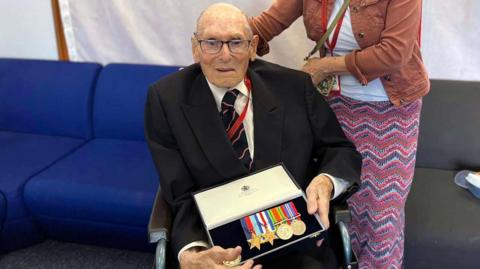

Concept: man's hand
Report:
left=306, top=175, right=334, bottom=229
left=179, top=246, right=262, bottom=269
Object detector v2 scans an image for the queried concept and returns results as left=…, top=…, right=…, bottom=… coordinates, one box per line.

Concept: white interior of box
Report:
left=194, top=165, right=303, bottom=229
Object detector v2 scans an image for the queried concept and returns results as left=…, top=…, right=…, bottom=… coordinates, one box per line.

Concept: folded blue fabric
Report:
left=455, top=170, right=480, bottom=199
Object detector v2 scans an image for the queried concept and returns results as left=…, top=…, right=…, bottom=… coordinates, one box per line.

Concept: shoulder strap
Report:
left=304, top=0, right=351, bottom=60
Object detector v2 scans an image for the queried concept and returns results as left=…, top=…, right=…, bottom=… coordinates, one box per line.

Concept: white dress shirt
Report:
left=177, top=79, right=351, bottom=260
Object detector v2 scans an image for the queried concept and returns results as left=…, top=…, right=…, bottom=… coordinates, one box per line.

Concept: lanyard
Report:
left=227, top=77, right=251, bottom=140
left=322, top=0, right=348, bottom=53
left=322, top=0, right=349, bottom=95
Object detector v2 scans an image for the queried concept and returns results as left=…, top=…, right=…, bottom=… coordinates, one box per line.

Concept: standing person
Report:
left=145, top=3, right=361, bottom=268
left=250, top=0, right=429, bottom=268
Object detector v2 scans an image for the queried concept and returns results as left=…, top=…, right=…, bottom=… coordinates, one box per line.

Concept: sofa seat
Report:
left=0, top=131, right=86, bottom=251
left=405, top=168, right=480, bottom=268
left=24, top=138, right=159, bottom=251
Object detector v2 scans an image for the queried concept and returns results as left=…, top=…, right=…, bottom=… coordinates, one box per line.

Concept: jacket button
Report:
left=358, top=32, right=365, bottom=38
left=384, top=75, right=391, bottom=81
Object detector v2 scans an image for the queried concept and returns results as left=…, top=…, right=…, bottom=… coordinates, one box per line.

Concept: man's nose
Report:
left=218, top=43, right=232, bottom=61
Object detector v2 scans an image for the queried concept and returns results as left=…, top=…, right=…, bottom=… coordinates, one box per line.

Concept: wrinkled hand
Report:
left=180, top=246, right=262, bottom=269
left=302, top=57, right=330, bottom=86
left=306, top=175, right=334, bottom=230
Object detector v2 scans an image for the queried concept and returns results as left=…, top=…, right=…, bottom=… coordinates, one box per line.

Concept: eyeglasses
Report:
left=196, top=38, right=252, bottom=54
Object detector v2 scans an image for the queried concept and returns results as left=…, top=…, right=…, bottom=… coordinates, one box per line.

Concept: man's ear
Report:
left=249, top=35, right=259, bottom=61
left=191, top=36, right=200, bottom=63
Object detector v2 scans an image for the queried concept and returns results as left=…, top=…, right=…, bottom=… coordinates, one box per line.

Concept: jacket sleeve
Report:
left=144, top=86, right=208, bottom=257
left=304, top=74, right=362, bottom=197
left=345, top=0, right=422, bottom=83
left=249, top=0, right=303, bottom=56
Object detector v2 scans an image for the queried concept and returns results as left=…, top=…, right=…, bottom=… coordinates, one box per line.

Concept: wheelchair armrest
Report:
left=148, top=188, right=172, bottom=243
left=149, top=188, right=172, bottom=269
left=332, top=203, right=358, bottom=269
left=154, top=238, right=167, bottom=269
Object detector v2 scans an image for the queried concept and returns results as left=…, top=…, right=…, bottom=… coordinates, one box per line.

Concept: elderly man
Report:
left=145, top=3, right=361, bottom=269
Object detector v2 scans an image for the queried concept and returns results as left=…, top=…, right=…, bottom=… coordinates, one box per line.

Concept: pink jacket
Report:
left=250, top=0, right=430, bottom=106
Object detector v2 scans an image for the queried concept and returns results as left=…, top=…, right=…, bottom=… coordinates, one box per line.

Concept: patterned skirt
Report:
left=326, top=95, right=422, bottom=269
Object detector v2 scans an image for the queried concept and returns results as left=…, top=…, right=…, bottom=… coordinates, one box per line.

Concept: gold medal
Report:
left=291, top=219, right=306, bottom=236
left=223, top=255, right=242, bottom=267
left=264, top=229, right=276, bottom=246
left=276, top=223, right=293, bottom=240
left=249, top=233, right=261, bottom=250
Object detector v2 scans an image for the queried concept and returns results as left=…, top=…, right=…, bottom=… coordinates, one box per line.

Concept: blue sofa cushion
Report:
left=0, top=58, right=101, bottom=139
left=0, top=131, right=86, bottom=251
left=0, top=191, right=5, bottom=232
left=93, top=63, right=179, bottom=141
left=24, top=139, right=158, bottom=249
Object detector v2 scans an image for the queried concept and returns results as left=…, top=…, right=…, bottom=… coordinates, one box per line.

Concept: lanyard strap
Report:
left=305, top=0, right=351, bottom=60
left=322, top=0, right=347, bottom=52
left=227, top=77, right=251, bottom=140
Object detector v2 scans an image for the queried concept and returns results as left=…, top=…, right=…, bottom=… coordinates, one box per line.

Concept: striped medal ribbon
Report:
left=240, top=215, right=261, bottom=250
left=285, top=202, right=306, bottom=236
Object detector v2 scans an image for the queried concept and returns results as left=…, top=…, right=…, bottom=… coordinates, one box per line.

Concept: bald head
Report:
left=196, top=3, right=252, bottom=38
left=191, top=3, right=258, bottom=88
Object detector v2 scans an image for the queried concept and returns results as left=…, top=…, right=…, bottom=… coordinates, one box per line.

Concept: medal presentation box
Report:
left=193, top=164, right=325, bottom=263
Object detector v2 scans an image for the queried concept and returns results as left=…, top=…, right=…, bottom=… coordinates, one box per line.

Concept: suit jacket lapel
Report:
left=248, top=69, right=284, bottom=170
left=181, top=74, right=248, bottom=180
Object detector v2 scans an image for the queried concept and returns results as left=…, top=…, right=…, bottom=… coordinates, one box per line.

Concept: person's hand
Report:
left=306, top=174, right=334, bottom=230
left=302, top=57, right=330, bottom=86
left=179, top=246, right=262, bottom=269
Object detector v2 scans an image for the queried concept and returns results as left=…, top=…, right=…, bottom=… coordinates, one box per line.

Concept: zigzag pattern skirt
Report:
left=326, top=95, right=422, bottom=269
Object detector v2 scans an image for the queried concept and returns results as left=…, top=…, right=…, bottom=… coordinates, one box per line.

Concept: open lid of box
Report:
left=193, top=164, right=303, bottom=230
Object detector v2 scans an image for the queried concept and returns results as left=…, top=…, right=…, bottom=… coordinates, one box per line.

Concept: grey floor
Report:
left=0, top=240, right=154, bottom=269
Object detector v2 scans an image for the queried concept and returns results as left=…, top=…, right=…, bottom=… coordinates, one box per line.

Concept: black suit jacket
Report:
left=145, top=59, right=361, bottom=257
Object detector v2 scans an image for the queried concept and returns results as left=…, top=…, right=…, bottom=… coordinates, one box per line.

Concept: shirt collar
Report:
left=206, top=79, right=249, bottom=111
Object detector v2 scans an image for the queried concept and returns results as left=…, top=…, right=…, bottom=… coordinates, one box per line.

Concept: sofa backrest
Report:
left=92, top=63, right=180, bottom=140
left=0, top=58, right=101, bottom=139
left=415, top=79, right=480, bottom=170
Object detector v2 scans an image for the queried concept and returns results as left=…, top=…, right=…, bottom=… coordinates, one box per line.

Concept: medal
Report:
left=291, top=220, right=306, bottom=236
left=241, top=216, right=262, bottom=250
left=259, top=211, right=276, bottom=246
left=272, top=207, right=293, bottom=240
left=263, top=229, right=276, bottom=245
left=249, top=233, right=261, bottom=250
left=241, top=201, right=306, bottom=247
left=286, top=202, right=306, bottom=236
left=276, top=223, right=293, bottom=240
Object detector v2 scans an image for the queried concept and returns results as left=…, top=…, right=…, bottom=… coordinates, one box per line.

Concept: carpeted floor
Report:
left=0, top=240, right=154, bottom=269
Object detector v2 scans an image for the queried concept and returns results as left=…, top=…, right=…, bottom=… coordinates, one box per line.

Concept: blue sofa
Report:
left=0, top=59, right=179, bottom=252
left=0, top=59, right=101, bottom=251
left=0, top=191, right=5, bottom=233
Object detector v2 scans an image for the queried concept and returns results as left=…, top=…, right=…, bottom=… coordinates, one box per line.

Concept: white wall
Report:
left=1, top=1, right=479, bottom=82
left=421, top=0, right=480, bottom=81
left=0, top=0, right=58, bottom=60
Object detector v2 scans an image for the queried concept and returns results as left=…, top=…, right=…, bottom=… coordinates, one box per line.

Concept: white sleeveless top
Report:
left=326, top=0, right=389, bottom=101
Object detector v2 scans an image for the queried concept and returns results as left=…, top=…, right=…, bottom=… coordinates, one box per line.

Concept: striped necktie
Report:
left=221, top=89, right=253, bottom=170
